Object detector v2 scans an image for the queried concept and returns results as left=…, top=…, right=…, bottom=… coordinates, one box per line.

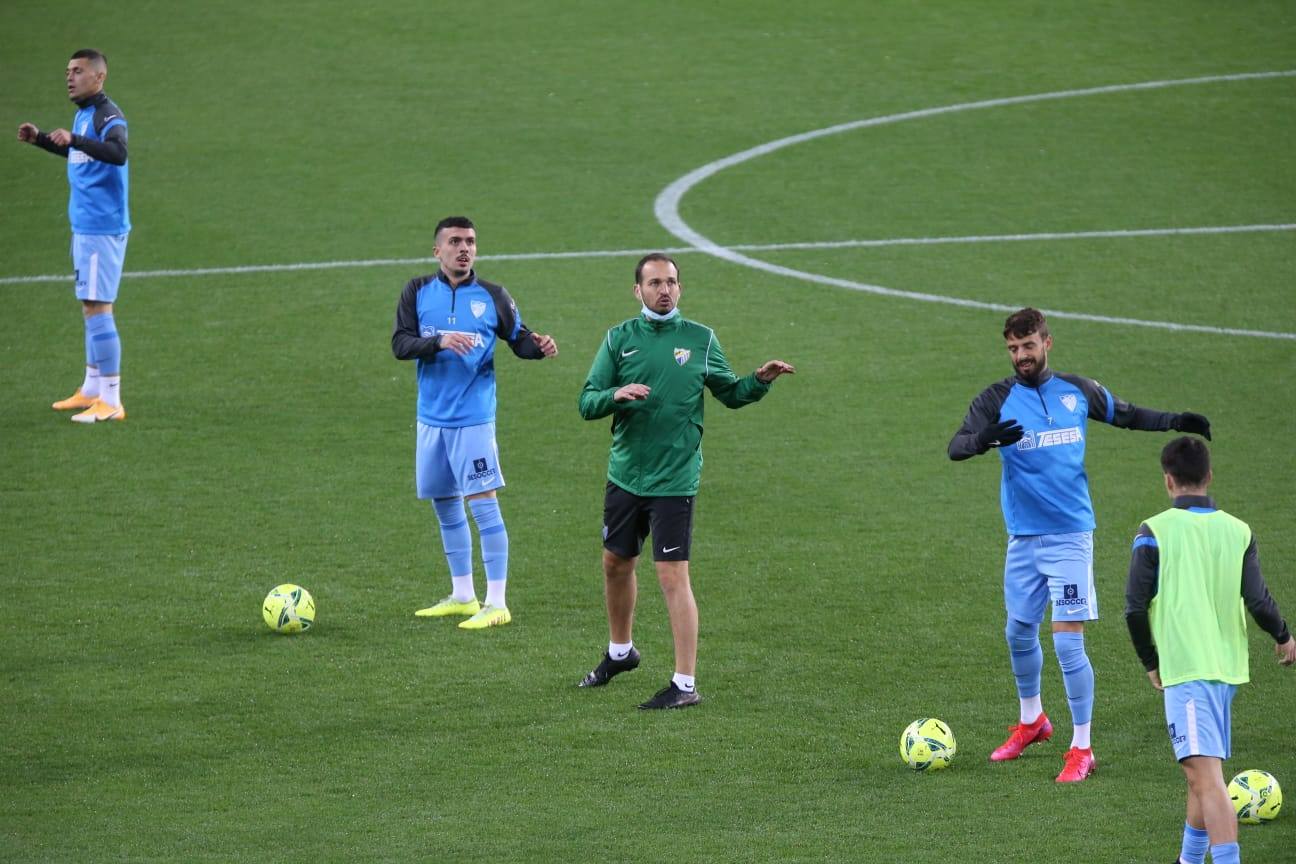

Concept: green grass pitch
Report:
left=2, top=2, right=1294, bottom=861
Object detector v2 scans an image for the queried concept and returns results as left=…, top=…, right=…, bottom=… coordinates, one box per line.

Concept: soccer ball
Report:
left=262, top=584, right=316, bottom=634
left=1229, top=769, right=1282, bottom=824
left=900, top=718, right=957, bottom=771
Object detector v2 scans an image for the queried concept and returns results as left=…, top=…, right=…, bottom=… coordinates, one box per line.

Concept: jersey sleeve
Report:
left=33, top=132, right=70, bottom=158
left=71, top=124, right=127, bottom=165
left=948, top=381, right=1010, bottom=460
left=702, top=330, right=769, bottom=408
left=485, top=281, right=544, bottom=360
left=1063, top=374, right=1176, bottom=431
left=1124, top=523, right=1160, bottom=671
left=578, top=331, right=622, bottom=420
left=391, top=278, right=441, bottom=360
left=1241, top=535, right=1292, bottom=644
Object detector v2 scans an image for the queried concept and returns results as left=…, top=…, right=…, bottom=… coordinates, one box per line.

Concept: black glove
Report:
left=976, top=418, right=1024, bottom=450
left=1172, top=412, right=1212, bottom=441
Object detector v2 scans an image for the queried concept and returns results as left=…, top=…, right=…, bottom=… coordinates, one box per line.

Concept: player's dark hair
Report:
left=1161, top=436, right=1211, bottom=487
left=70, top=49, right=108, bottom=67
left=1003, top=307, right=1049, bottom=340
left=434, top=216, right=475, bottom=241
left=635, top=253, right=679, bottom=285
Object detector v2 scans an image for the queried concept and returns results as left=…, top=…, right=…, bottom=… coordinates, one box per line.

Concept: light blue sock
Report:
left=1005, top=618, right=1043, bottom=699
left=86, top=312, right=120, bottom=375
left=468, top=497, right=508, bottom=597
left=1179, top=823, right=1208, bottom=864
left=84, top=319, right=96, bottom=366
left=1053, top=630, right=1094, bottom=726
left=432, top=497, right=472, bottom=579
left=1208, top=841, right=1239, bottom=864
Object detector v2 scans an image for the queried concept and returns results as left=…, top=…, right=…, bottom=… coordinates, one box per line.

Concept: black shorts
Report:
left=602, top=481, right=695, bottom=562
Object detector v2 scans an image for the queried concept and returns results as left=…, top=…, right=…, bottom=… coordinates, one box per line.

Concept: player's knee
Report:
left=1051, top=630, right=1088, bottom=671
left=1005, top=617, right=1038, bottom=650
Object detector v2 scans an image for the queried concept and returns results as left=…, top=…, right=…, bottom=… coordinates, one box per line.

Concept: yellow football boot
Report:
left=458, top=605, right=511, bottom=630
left=415, top=596, right=481, bottom=618
left=53, top=389, right=98, bottom=411
left=70, top=400, right=126, bottom=423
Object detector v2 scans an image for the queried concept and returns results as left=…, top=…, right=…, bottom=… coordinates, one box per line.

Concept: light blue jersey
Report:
left=68, top=93, right=129, bottom=235
left=950, top=370, right=1179, bottom=536
left=391, top=270, right=545, bottom=428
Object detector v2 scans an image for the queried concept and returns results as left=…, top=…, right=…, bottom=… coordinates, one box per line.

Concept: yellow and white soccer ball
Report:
left=262, top=584, right=316, bottom=634
left=1229, top=769, right=1282, bottom=824
left=900, top=717, right=957, bottom=771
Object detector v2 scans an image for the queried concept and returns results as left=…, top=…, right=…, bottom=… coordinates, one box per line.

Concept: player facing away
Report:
left=577, top=254, right=794, bottom=708
left=391, top=216, right=558, bottom=629
left=948, top=307, right=1212, bottom=782
left=18, top=49, right=131, bottom=423
left=1125, top=438, right=1295, bottom=864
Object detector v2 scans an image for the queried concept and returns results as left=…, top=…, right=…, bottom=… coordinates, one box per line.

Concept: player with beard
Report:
left=948, top=307, right=1211, bottom=782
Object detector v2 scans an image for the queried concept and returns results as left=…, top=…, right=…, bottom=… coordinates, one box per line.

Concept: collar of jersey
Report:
left=1172, top=494, right=1216, bottom=512
left=75, top=91, right=109, bottom=110
left=436, top=269, right=476, bottom=289
left=1013, top=368, right=1054, bottom=388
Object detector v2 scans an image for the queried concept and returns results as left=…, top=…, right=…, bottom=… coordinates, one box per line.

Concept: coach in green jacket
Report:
left=576, top=253, right=794, bottom=709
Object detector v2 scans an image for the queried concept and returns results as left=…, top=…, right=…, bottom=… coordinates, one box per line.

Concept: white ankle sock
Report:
left=1071, top=722, right=1091, bottom=750
left=484, top=580, right=506, bottom=608
left=1020, top=695, right=1043, bottom=724
left=672, top=672, right=695, bottom=692
left=609, top=641, right=633, bottom=660
left=100, top=376, right=121, bottom=408
left=451, top=575, right=475, bottom=602
left=81, top=365, right=100, bottom=397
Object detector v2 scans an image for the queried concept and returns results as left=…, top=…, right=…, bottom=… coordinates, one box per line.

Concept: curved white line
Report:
left=654, top=70, right=1296, bottom=340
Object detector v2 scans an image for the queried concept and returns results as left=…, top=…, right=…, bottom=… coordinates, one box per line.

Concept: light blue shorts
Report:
left=72, top=233, right=129, bottom=303
left=1163, top=680, right=1235, bottom=761
left=415, top=421, right=504, bottom=499
left=1003, top=531, right=1097, bottom=624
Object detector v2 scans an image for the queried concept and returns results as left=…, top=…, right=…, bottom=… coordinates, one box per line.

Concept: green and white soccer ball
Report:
left=900, top=718, right=957, bottom=771
left=1229, top=769, right=1282, bottom=824
left=262, top=584, right=315, bottom=634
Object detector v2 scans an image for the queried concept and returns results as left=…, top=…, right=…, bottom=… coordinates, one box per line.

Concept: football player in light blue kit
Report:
left=949, top=307, right=1211, bottom=782
left=18, top=49, right=131, bottom=423
left=392, top=216, right=558, bottom=629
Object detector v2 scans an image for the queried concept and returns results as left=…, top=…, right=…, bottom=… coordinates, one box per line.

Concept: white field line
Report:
left=1, top=222, right=1291, bottom=285
left=653, top=69, right=1296, bottom=341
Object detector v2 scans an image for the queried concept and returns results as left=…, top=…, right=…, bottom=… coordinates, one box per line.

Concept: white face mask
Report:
left=640, top=303, right=680, bottom=321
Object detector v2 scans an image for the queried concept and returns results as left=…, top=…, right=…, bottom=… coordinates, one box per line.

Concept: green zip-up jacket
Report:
left=579, top=313, right=772, bottom=496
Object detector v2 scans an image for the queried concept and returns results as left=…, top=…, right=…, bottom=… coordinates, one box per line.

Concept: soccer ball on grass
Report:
left=262, top=584, right=316, bottom=634
left=1229, top=769, right=1282, bottom=823
left=900, top=718, right=957, bottom=771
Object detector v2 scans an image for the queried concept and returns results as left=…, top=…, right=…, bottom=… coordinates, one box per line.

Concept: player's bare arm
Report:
left=755, top=360, right=795, bottom=383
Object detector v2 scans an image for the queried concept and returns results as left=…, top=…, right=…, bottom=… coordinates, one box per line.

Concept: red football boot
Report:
left=989, top=713, right=1053, bottom=762
left=1056, top=747, right=1096, bottom=783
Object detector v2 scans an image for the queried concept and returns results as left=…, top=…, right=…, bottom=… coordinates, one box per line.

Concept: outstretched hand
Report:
left=1172, top=412, right=1211, bottom=441
left=755, top=360, right=795, bottom=383
left=531, top=332, right=558, bottom=357
left=976, top=418, right=1024, bottom=450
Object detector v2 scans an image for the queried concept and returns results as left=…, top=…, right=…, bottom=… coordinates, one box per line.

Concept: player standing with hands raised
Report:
left=949, top=307, right=1211, bottom=781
